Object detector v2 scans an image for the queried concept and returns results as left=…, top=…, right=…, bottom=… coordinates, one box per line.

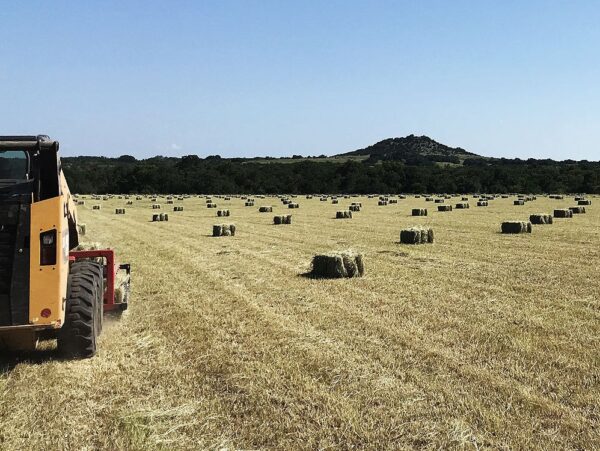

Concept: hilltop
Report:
left=338, top=135, right=480, bottom=165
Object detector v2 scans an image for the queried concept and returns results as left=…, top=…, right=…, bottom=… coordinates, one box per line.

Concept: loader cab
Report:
left=0, top=136, right=61, bottom=201
left=0, top=135, right=68, bottom=331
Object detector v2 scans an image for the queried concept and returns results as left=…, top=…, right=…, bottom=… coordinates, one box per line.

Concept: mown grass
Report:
left=0, top=194, right=598, bottom=450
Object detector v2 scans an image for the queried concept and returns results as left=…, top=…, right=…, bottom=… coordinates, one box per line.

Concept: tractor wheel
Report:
left=57, top=261, right=103, bottom=358
left=75, top=261, right=104, bottom=336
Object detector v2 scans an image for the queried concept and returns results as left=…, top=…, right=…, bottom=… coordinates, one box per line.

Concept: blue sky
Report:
left=1, top=1, right=599, bottom=160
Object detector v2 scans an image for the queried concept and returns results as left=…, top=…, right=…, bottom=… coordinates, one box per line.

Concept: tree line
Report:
left=62, top=155, right=600, bottom=194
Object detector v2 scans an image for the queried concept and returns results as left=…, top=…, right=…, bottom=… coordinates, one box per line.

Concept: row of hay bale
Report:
left=217, top=209, right=230, bottom=217
left=553, top=207, right=586, bottom=217
left=115, top=208, right=126, bottom=214
left=502, top=206, right=590, bottom=234
left=173, top=206, right=184, bottom=212
left=79, top=192, right=592, bottom=201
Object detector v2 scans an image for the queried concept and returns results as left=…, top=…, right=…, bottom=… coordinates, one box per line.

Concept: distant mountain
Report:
left=338, top=135, right=480, bottom=165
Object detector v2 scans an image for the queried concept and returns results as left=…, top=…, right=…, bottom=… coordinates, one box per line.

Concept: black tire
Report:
left=58, top=261, right=103, bottom=358
left=76, top=261, right=104, bottom=336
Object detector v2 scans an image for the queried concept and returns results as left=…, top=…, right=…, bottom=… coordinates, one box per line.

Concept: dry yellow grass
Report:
left=1, top=194, right=599, bottom=449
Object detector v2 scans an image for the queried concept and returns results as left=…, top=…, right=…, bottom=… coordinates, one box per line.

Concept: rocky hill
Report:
left=339, top=135, right=479, bottom=164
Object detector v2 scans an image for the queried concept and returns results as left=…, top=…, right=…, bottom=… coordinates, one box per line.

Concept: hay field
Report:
left=1, top=195, right=599, bottom=450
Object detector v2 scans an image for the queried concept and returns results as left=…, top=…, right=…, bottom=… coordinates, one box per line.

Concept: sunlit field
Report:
left=1, top=194, right=598, bottom=449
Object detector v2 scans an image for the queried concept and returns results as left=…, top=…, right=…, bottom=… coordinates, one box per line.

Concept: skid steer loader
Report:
left=0, top=135, right=130, bottom=358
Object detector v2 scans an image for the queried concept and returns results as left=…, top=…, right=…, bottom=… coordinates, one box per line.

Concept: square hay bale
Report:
left=288, top=203, right=299, bottom=209
left=514, top=200, right=525, bottom=206
left=217, top=209, right=230, bottom=217
left=349, top=205, right=361, bottom=212
left=425, top=197, right=433, bottom=202
left=115, top=208, right=126, bottom=214
left=245, top=201, right=255, bottom=207
left=259, top=206, right=273, bottom=212
left=207, top=203, right=217, bottom=208
left=310, top=251, right=364, bottom=278
left=530, top=214, right=553, bottom=225
left=332, top=199, right=339, bottom=204
left=152, top=213, right=169, bottom=222
left=336, top=210, right=352, bottom=219
left=578, top=200, right=592, bottom=205
left=173, top=206, right=184, bottom=212
left=437, top=205, right=452, bottom=212
left=93, top=205, right=101, bottom=210
left=213, top=224, right=236, bottom=236
left=455, top=203, right=469, bottom=209
left=569, top=206, right=586, bottom=214
left=434, top=199, right=444, bottom=204
left=412, top=208, right=427, bottom=216
left=554, top=209, right=573, bottom=218
left=477, top=201, right=488, bottom=207
left=378, top=201, right=388, bottom=206
left=274, top=214, right=292, bottom=225
left=400, top=227, right=434, bottom=244
left=501, top=221, right=532, bottom=234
